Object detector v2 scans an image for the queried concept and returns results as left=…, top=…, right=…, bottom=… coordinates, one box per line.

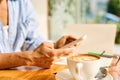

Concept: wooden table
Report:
left=0, top=64, right=67, bottom=80
left=0, top=57, right=120, bottom=80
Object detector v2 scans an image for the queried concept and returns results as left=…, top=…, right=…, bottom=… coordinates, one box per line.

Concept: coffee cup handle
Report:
left=76, top=63, right=83, bottom=80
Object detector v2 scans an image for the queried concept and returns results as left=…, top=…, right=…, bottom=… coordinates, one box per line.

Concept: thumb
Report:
left=55, top=48, right=75, bottom=57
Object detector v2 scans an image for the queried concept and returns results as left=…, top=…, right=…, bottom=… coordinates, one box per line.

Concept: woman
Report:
left=0, top=0, right=77, bottom=69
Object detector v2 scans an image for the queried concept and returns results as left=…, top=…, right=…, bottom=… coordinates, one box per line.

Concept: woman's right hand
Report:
left=28, top=42, right=74, bottom=68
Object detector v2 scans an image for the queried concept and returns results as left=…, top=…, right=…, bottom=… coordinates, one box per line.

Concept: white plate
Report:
left=55, top=69, right=113, bottom=80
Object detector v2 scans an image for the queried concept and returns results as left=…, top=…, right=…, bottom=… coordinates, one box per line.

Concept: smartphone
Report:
left=60, top=35, right=87, bottom=49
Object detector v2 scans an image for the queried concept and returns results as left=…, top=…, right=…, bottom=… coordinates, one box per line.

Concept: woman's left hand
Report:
left=54, top=35, right=77, bottom=49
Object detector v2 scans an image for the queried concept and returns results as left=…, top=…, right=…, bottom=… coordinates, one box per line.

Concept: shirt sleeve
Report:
left=22, top=0, right=47, bottom=50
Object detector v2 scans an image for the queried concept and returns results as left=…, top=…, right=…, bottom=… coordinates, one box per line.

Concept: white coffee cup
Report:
left=67, top=54, right=102, bottom=80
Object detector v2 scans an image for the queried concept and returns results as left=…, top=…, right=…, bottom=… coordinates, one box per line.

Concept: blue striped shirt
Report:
left=0, top=0, right=46, bottom=53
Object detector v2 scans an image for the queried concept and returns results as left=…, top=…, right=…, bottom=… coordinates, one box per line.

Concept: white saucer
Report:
left=54, top=57, right=67, bottom=65
left=55, top=69, right=113, bottom=80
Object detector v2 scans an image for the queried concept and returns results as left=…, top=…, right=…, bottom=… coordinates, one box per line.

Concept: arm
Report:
left=0, top=36, right=76, bottom=69
left=0, top=51, right=33, bottom=69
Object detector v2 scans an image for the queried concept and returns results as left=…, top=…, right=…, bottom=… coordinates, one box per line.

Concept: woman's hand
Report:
left=109, top=66, right=120, bottom=80
left=29, top=42, right=74, bottom=68
left=54, top=35, right=77, bottom=49
left=109, top=55, right=120, bottom=80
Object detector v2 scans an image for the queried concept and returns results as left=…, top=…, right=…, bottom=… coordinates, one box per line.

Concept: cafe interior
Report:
left=0, top=0, right=120, bottom=80
left=33, top=0, right=120, bottom=53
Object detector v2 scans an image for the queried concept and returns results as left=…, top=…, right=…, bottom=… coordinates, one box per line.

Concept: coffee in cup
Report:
left=70, top=54, right=99, bottom=61
left=67, top=54, right=102, bottom=80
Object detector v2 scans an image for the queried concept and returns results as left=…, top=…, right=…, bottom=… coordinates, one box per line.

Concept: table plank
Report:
left=0, top=64, right=67, bottom=80
left=0, top=55, right=120, bottom=80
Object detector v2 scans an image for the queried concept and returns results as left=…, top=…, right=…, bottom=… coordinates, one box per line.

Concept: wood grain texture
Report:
left=0, top=64, right=67, bottom=80
left=0, top=56, right=120, bottom=80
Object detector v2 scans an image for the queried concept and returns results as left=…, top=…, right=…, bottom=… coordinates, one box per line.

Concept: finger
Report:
left=40, top=47, right=55, bottom=57
left=41, top=42, right=54, bottom=49
left=54, top=48, right=75, bottom=57
left=55, top=36, right=67, bottom=48
left=63, top=35, right=77, bottom=45
left=111, top=57, right=120, bottom=66
left=35, top=42, right=55, bottom=57
left=66, top=35, right=77, bottom=41
left=34, top=42, right=54, bottom=52
left=66, top=35, right=77, bottom=40
left=55, top=35, right=77, bottom=48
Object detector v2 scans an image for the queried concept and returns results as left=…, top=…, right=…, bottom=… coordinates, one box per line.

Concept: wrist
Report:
left=17, top=51, right=33, bottom=66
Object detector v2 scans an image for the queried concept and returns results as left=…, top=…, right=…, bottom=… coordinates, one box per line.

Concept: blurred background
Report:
left=31, top=0, right=120, bottom=53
